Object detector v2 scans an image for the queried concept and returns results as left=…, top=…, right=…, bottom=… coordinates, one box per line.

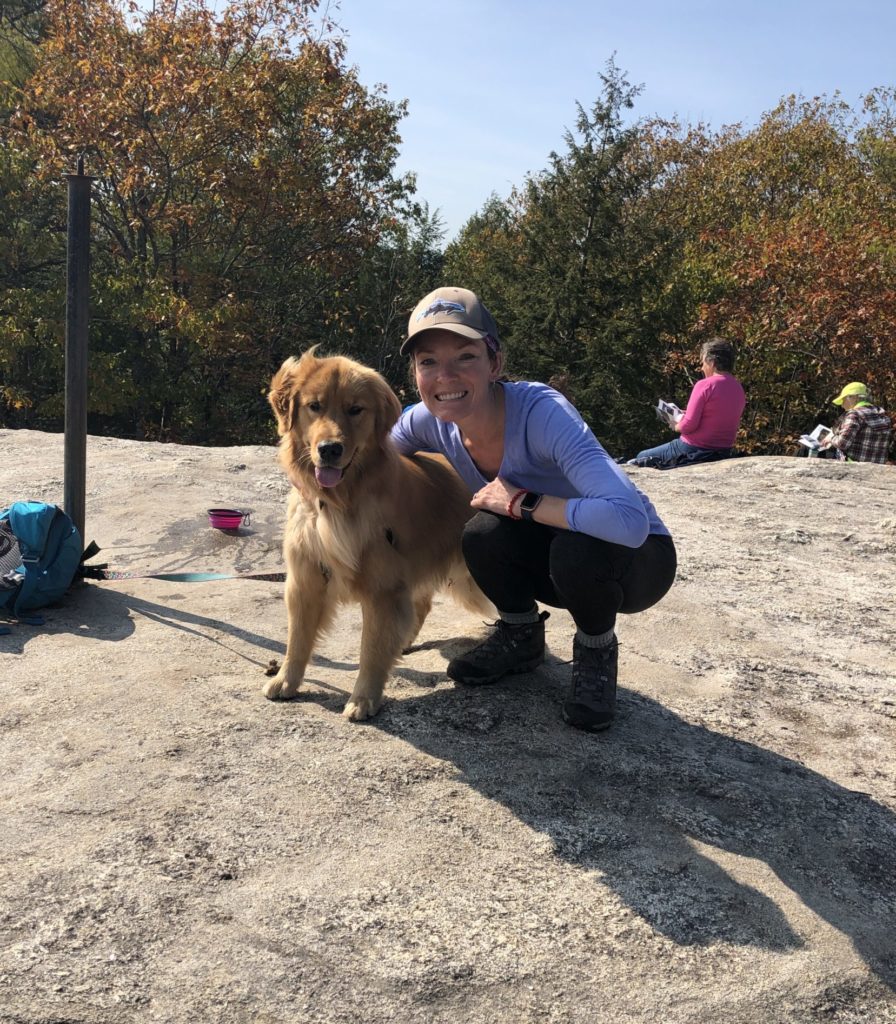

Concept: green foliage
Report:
left=1, top=0, right=416, bottom=442
left=313, top=205, right=446, bottom=404
left=2, top=22, right=895, bottom=461
left=859, top=87, right=896, bottom=198
left=0, top=112, right=66, bottom=425
left=447, top=84, right=896, bottom=459
left=666, top=96, right=896, bottom=452
left=445, top=60, right=687, bottom=457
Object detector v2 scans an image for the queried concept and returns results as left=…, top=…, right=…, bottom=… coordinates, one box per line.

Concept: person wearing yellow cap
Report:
left=818, top=382, right=892, bottom=464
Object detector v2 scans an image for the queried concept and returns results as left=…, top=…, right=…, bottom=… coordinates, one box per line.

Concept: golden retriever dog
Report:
left=263, top=348, right=494, bottom=720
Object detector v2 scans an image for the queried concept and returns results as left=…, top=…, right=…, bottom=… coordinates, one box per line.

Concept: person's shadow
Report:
left=352, top=662, right=896, bottom=990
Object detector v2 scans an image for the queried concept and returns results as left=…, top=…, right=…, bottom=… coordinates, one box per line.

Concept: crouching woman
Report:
left=391, top=287, right=677, bottom=732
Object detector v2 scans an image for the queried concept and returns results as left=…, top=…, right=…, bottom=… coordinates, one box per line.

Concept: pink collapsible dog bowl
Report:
left=207, top=508, right=250, bottom=530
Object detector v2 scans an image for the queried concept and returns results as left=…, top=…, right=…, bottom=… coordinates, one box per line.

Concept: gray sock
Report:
left=575, top=627, right=616, bottom=649
left=500, top=606, right=540, bottom=626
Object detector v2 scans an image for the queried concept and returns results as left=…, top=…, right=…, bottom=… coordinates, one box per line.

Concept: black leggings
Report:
left=462, top=512, right=677, bottom=636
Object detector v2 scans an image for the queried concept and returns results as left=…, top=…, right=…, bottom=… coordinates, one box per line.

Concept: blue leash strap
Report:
left=83, top=567, right=287, bottom=583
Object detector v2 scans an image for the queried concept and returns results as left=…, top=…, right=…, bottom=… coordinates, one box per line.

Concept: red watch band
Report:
left=507, top=489, right=526, bottom=520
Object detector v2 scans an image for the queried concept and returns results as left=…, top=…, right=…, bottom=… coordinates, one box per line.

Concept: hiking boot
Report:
left=562, top=636, right=618, bottom=732
left=447, top=612, right=549, bottom=686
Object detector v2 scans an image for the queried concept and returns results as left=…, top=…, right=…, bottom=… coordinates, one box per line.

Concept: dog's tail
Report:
left=444, top=563, right=496, bottom=618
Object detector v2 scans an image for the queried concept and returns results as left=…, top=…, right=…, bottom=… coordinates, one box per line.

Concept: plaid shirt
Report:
left=826, top=404, right=892, bottom=464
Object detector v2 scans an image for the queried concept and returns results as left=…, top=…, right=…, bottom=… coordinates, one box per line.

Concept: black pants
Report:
left=462, top=512, right=677, bottom=636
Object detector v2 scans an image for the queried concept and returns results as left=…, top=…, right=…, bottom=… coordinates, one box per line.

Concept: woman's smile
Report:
left=412, top=329, right=502, bottom=424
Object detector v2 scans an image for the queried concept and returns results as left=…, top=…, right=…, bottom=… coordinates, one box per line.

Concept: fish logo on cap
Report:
left=416, top=299, right=466, bottom=321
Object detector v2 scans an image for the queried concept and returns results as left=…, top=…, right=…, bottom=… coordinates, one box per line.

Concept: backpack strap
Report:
left=81, top=539, right=102, bottom=564
left=0, top=518, right=24, bottom=595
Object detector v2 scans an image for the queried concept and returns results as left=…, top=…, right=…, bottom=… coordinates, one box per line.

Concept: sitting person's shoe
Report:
left=447, top=612, right=549, bottom=686
left=562, top=636, right=618, bottom=732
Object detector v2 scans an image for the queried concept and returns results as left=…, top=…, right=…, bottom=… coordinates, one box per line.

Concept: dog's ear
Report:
left=269, top=348, right=323, bottom=433
left=269, top=355, right=303, bottom=435
left=371, top=371, right=402, bottom=444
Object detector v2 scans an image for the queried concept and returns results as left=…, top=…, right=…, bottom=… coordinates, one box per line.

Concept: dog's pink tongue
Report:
left=315, top=466, right=343, bottom=488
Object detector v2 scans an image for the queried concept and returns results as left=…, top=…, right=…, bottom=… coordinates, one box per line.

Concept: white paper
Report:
left=655, top=399, right=683, bottom=426
left=798, top=424, right=832, bottom=449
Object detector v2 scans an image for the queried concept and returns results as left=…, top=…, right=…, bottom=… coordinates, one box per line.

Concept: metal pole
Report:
left=64, top=155, right=94, bottom=544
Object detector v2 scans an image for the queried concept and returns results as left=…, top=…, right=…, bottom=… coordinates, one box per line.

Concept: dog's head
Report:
left=269, top=348, right=402, bottom=496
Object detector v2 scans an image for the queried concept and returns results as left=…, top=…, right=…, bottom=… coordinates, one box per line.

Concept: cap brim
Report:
left=832, top=397, right=845, bottom=406
left=399, top=321, right=489, bottom=356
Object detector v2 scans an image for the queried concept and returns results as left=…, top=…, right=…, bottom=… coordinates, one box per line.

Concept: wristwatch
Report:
left=519, top=491, right=543, bottom=521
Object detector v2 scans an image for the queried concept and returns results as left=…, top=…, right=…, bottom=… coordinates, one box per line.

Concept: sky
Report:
left=331, top=0, right=896, bottom=240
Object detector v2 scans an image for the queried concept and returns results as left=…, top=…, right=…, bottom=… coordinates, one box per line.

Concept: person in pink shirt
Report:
left=633, top=338, right=746, bottom=468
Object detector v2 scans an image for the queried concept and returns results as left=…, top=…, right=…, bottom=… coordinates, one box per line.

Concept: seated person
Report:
left=632, top=338, right=746, bottom=468
left=818, top=382, right=892, bottom=464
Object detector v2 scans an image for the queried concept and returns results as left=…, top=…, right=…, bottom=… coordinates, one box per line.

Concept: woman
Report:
left=391, top=286, right=677, bottom=732
left=633, top=338, right=745, bottom=468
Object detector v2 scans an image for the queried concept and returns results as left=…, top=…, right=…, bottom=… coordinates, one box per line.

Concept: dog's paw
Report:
left=262, top=672, right=301, bottom=701
left=343, top=696, right=382, bottom=722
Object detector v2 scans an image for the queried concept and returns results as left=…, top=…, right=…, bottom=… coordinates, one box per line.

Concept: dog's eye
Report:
left=347, top=405, right=363, bottom=417
left=308, top=401, right=321, bottom=412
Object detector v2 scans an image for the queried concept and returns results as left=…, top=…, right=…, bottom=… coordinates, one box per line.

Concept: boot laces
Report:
left=467, top=619, right=532, bottom=664
left=570, top=641, right=618, bottom=703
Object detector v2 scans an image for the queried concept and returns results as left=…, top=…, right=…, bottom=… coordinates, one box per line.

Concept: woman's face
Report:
left=411, top=329, right=502, bottom=424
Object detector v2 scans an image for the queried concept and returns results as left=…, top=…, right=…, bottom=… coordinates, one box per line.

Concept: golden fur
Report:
left=263, top=348, right=494, bottom=720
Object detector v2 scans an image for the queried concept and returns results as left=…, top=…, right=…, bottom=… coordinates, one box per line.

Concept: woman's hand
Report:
left=470, top=477, right=522, bottom=517
left=472, top=478, right=570, bottom=530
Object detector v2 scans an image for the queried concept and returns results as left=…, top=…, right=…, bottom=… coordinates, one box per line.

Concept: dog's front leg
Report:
left=263, top=567, right=331, bottom=701
left=343, top=589, right=414, bottom=721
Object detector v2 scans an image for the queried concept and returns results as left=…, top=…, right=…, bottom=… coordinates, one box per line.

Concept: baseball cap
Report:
left=400, top=287, right=499, bottom=356
left=832, top=381, right=868, bottom=406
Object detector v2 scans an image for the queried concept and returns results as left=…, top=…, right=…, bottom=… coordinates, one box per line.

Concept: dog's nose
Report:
left=317, top=441, right=344, bottom=465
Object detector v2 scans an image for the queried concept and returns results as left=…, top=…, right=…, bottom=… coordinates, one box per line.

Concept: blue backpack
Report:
left=0, top=501, right=83, bottom=618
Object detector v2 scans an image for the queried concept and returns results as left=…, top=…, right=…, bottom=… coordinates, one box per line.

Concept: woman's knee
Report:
left=461, top=511, right=510, bottom=562
left=619, top=536, right=677, bottom=614
left=635, top=439, right=678, bottom=464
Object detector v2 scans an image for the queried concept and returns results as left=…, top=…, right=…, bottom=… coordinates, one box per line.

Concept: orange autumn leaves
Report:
left=3, top=0, right=412, bottom=441
left=14, top=0, right=404, bottom=267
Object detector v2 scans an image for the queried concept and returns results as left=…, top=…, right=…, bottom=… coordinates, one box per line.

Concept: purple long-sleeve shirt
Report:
left=391, top=381, right=670, bottom=548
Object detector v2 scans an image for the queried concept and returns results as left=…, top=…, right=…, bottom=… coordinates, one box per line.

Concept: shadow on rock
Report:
left=368, top=679, right=896, bottom=990
left=0, top=580, right=284, bottom=665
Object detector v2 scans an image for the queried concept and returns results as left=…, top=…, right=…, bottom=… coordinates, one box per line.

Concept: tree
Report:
left=0, top=6, right=65, bottom=426
left=3, top=0, right=414, bottom=441
left=667, top=96, right=896, bottom=451
left=859, top=87, right=896, bottom=197
left=442, top=193, right=523, bottom=363
left=445, top=60, right=686, bottom=457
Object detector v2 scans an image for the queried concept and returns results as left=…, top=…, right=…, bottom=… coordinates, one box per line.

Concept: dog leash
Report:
left=73, top=539, right=286, bottom=584
left=1, top=562, right=286, bottom=633
left=80, top=565, right=287, bottom=584
left=1, top=566, right=286, bottom=632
